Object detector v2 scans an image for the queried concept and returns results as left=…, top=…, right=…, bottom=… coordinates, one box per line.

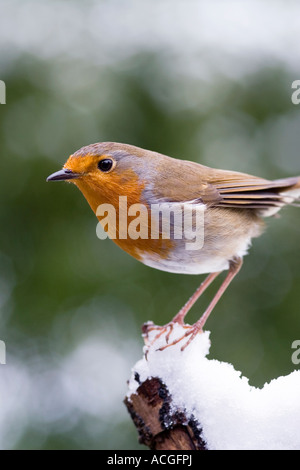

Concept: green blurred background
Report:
left=0, top=0, right=300, bottom=449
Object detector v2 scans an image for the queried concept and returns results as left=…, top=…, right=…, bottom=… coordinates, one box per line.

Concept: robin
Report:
left=47, top=142, right=300, bottom=350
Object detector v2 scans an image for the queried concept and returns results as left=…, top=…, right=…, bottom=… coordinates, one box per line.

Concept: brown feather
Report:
left=208, top=174, right=300, bottom=214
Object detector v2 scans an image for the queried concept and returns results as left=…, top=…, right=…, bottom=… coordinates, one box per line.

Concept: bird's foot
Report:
left=158, top=322, right=203, bottom=351
left=142, top=320, right=201, bottom=351
left=142, top=320, right=186, bottom=347
left=142, top=321, right=176, bottom=346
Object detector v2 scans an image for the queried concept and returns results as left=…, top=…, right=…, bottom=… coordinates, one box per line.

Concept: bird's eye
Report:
left=98, top=158, right=113, bottom=172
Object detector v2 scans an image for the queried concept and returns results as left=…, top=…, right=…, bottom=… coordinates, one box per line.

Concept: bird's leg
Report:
left=159, top=257, right=243, bottom=351
left=170, top=271, right=222, bottom=325
left=143, top=271, right=221, bottom=346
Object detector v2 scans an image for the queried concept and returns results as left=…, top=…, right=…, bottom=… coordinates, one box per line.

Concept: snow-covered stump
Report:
left=125, top=325, right=300, bottom=450
left=124, top=376, right=207, bottom=450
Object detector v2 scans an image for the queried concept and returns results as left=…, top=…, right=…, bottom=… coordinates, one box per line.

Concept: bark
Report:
left=124, top=376, right=207, bottom=450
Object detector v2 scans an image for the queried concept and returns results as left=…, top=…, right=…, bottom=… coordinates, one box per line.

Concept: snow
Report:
left=127, top=325, right=300, bottom=450
left=0, top=312, right=140, bottom=449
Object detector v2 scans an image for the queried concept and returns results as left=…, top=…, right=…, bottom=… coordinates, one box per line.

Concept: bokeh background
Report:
left=0, top=0, right=300, bottom=450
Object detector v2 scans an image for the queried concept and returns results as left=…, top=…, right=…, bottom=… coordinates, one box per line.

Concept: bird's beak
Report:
left=46, top=169, right=81, bottom=182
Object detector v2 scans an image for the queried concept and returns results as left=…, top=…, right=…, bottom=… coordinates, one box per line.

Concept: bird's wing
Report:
left=152, top=159, right=300, bottom=214
left=198, top=175, right=300, bottom=214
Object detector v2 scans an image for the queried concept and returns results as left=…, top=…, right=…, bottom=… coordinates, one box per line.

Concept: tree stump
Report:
left=124, top=376, right=207, bottom=450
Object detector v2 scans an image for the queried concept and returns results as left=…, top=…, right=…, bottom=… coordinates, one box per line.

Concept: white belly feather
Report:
left=136, top=202, right=256, bottom=275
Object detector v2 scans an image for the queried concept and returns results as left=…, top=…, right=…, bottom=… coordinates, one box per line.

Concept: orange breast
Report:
left=74, top=169, right=175, bottom=263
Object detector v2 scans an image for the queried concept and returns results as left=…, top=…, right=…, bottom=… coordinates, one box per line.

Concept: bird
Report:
left=47, top=142, right=300, bottom=350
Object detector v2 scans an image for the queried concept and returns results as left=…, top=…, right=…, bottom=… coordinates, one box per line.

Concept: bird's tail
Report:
left=276, top=176, right=300, bottom=207
left=216, top=174, right=300, bottom=216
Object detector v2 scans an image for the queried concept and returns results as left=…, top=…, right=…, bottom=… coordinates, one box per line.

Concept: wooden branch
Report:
left=124, top=377, right=207, bottom=450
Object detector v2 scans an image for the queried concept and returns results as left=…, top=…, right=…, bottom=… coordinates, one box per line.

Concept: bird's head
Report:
left=47, top=142, right=163, bottom=213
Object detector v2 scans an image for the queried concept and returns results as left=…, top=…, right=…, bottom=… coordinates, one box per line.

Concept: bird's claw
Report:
left=142, top=321, right=177, bottom=347
left=142, top=321, right=202, bottom=351
left=158, top=323, right=203, bottom=351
